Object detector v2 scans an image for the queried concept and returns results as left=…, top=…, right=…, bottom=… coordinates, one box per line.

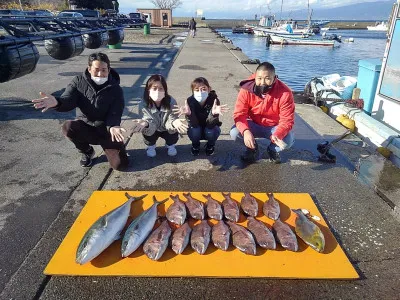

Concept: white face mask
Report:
left=149, top=90, right=165, bottom=102
left=194, top=91, right=209, bottom=102
left=91, top=76, right=108, bottom=85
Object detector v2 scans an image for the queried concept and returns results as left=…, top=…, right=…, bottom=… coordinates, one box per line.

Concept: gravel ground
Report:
left=123, top=27, right=188, bottom=44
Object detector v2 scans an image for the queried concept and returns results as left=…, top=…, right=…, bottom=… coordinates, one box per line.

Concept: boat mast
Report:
left=280, top=0, right=283, bottom=21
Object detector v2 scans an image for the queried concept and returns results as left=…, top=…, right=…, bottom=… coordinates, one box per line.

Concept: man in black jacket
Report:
left=32, top=52, right=128, bottom=170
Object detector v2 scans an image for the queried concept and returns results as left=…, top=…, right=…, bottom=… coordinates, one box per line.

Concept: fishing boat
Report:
left=267, top=34, right=339, bottom=47
left=253, top=28, right=309, bottom=38
left=321, top=27, right=338, bottom=31
left=367, top=21, right=388, bottom=31
left=232, top=26, right=254, bottom=34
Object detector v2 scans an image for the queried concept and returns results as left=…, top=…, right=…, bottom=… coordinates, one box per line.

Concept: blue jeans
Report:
left=230, top=121, right=295, bottom=152
left=188, top=126, right=221, bottom=147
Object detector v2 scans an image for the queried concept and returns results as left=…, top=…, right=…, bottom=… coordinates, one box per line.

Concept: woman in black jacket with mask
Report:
left=174, top=77, right=228, bottom=156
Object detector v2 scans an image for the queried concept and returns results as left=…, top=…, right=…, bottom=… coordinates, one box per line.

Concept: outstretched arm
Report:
left=32, top=92, right=58, bottom=112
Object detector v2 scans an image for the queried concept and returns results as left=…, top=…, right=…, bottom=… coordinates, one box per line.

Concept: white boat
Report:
left=367, top=21, right=388, bottom=31
left=267, top=34, right=338, bottom=47
left=252, top=14, right=312, bottom=37
left=254, top=27, right=309, bottom=38
left=321, top=27, right=338, bottom=31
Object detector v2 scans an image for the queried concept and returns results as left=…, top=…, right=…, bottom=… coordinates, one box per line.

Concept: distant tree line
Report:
left=0, top=0, right=117, bottom=10
left=69, top=0, right=115, bottom=10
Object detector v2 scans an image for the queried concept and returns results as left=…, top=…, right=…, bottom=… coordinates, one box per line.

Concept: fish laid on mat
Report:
left=171, top=222, right=192, bottom=254
left=203, top=194, right=223, bottom=220
left=166, top=194, right=187, bottom=225
left=227, top=221, right=256, bottom=255
left=211, top=220, right=230, bottom=251
left=263, top=192, right=280, bottom=220
left=121, top=196, right=168, bottom=257
left=272, top=219, right=298, bottom=252
left=292, top=209, right=325, bottom=253
left=76, top=193, right=147, bottom=265
left=222, top=192, right=240, bottom=222
left=191, top=220, right=211, bottom=254
left=247, top=216, right=276, bottom=250
left=183, top=192, right=205, bottom=220
left=143, top=219, right=172, bottom=261
left=241, top=193, right=259, bottom=217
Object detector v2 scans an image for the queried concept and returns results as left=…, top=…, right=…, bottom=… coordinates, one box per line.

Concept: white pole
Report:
left=18, top=0, right=23, bottom=10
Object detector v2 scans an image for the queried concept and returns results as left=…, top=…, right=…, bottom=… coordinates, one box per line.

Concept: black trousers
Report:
left=62, top=120, right=128, bottom=170
left=142, top=130, right=179, bottom=146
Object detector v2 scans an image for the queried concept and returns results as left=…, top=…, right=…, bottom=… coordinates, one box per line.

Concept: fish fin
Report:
left=101, top=216, right=108, bottom=227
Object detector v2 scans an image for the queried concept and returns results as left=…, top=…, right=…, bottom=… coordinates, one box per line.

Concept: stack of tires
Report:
left=0, top=42, right=40, bottom=83
left=44, top=35, right=85, bottom=60
left=108, top=28, right=124, bottom=45
left=83, top=31, right=109, bottom=49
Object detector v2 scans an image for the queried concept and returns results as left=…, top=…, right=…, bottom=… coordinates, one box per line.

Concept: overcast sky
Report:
left=118, top=0, right=385, bottom=18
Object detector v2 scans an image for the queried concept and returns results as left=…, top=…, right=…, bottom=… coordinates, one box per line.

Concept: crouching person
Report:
left=174, top=77, right=228, bottom=156
left=230, top=62, right=295, bottom=164
left=32, top=52, right=128, bottom=170
left=132, top=74, right=188, bottom=157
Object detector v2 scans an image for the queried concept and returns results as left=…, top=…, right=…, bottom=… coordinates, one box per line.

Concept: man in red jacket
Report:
left=230, top=62, right=295, bottom=164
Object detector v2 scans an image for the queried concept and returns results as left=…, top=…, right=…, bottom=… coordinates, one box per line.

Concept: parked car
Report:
left=59, top=9, right=100, bottom=18
left=57, top=11, right=84, bottom=18
left=24, top=10, right=53, bottom=17
left=0, top=9, right=25, bottom=18
left=103, top=9, right=117, bottom=18
left=128, top=12, right=147, bottom=28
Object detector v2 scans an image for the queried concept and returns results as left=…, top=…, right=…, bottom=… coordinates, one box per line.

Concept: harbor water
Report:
left=217, top=29, right=387, bottom=91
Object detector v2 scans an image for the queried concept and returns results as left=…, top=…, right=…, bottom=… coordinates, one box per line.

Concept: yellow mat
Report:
left=44, top=191, right=358, bottom=279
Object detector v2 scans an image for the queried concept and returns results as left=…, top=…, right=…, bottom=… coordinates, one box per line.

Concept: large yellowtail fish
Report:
left=76, top=193, right=147, bottom=265
left=121, top=195, right=168, bottom=257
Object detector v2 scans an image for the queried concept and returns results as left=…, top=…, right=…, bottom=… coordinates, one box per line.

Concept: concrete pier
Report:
left=0, top=28, right=399, bottom=299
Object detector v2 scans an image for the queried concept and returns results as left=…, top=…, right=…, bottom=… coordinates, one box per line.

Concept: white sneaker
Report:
left=146, top=145, right=156, bottom=157
left=166, top=144, right=177, bottom=156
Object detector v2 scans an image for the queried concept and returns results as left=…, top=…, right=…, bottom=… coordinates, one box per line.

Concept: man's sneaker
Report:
left=240, top=144, right=259, bottom=163
left=166, top=144, right=177, bottom=156
left=146, top=145, right=156, bottom=157
left=80, top=146, right=95, bottom=167
left=205, top=144, right=215, bottom=156
left=267, top=147, right=281, bottom=164
left=191, top=146, right=200, bottom=156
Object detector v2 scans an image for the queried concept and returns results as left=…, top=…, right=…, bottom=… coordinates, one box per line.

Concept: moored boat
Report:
left=367, top=21, right=388, bottom=31
left=267, top=34, right=338, bottom=47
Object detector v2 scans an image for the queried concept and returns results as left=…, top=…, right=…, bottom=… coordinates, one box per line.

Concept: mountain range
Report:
left=267, top=1, right=395, bottom=21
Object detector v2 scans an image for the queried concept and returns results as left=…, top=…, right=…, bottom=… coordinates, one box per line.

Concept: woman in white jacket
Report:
left=132, top=74, right=188, bottom=157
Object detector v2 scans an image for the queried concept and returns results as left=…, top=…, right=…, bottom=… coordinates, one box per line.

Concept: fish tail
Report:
left=153, top=195, right=169, bottom=205
left=125, top=193, right=147, bottom=203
